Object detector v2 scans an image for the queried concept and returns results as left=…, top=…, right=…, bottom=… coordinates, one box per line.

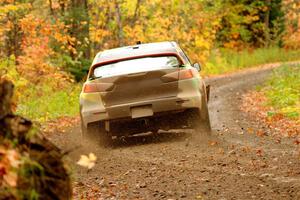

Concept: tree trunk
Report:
left=264, top=0, right=271, bottom=47
left=0, top=79, right=13, bottom=119
left=115, top=0, right=124, bottom=46
left=59, top=0, right=65, bottom=15
left=131, top=0, right=142, bottom=26
left=69, top=0, right=91, bottom=58
left=49, top=0, right=54, bottom=15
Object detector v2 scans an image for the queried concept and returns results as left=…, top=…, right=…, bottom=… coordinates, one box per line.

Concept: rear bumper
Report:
left=80, top=95, right=202, bottom=127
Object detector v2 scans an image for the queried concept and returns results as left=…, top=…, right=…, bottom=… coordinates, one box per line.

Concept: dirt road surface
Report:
left=49, top=66, right=300, bottom=200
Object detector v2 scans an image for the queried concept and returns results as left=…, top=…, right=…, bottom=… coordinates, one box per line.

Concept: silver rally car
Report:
left=80, top=41, right=210, bottom=143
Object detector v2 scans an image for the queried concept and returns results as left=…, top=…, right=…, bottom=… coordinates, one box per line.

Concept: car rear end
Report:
left=80, top=42, right=207, bottom=135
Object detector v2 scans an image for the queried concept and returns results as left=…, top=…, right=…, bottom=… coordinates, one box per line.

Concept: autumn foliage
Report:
left=1, top=0, right=300, bottom=81
left=0, top=0, right=300, bottom=198
left=283, top=0, right=300, bottom=49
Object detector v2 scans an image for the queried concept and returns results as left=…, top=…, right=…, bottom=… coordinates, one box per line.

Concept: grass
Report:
left=263, top=65, right=300, bottom=119
left=16, top=82, right=81, bottom=123
left=204, top=47, right=300, bottom=75
left=204, top=48, right=300, bottom=119
left=0, top=57, right=82, bottom=124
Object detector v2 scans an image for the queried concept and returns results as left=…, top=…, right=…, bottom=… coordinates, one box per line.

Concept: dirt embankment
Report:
left=50, top=65, right=300, bottom=200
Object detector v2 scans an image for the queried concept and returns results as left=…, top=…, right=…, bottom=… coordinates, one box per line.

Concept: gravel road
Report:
left=49, top=66, right=300, bottom=200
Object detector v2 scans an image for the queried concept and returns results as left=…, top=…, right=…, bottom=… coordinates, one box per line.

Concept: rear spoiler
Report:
left=88, top=52, right=185, bottom=79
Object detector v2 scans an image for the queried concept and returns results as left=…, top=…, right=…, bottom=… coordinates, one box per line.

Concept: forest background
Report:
left=1, top=1, right=300, bottom=198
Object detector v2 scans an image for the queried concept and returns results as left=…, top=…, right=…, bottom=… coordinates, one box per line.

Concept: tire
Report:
left=81, top=121, right=112, bottom=146
left=187, top=108, right=210, bottom=135
left=187, top=92, right=211, bottom=135
left=200, top=93, right=211, bottom=131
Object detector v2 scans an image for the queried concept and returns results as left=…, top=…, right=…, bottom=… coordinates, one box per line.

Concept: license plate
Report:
left=131, top=105, right=153, bottom=119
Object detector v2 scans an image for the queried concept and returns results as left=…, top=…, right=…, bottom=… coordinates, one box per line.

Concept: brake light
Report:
left=83, top=83, right=98, bottom=93
left=179, top=69, right=194, bottom=80
left=161, top=69, right=194, bottom=82
left=83, top=82, right=114, bottom=93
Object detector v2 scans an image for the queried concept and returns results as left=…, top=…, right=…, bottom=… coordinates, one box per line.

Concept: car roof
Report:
left=92, top=41, right=179, bottom=66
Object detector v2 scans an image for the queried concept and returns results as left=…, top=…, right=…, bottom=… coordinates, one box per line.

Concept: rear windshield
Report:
left=92, top=56, right=179, bottom=78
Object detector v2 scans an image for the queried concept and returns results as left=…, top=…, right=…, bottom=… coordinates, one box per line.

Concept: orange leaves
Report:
left=241, top=91, right=300, bottom=138
left=209, top=141, right=218, bottom=146
left=15, top=14, right=73, bottom=85
left=223, top=41, right=243, bottom=50
left=293, top=139, right=300, bottom=145
left=256, top=130, right=267, bottom=137
left=256, top=148, right=264, bottom=157
left=17, top=14, right=54, bottom=82
left=0, top=146, right=22, bottom=187
left=283, top=0, right=300, bottom=49
left=56, top=34, right=78, bottom=55
left=53, top=21, right=78, bottom=56
left=42, top=116, right=80, bottom=134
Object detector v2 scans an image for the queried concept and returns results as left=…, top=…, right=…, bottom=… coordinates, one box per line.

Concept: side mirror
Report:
left=193, top=63, right=201, bottom=71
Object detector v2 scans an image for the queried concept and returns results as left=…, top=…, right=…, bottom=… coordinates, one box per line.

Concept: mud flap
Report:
left=206, top=85, right=210, bottom=102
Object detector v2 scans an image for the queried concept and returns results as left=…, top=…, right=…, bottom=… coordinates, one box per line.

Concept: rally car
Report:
left=80, top=41, right=210, bottom=143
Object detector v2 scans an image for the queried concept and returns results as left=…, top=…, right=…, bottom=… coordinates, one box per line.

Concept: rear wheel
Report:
left=187, top=94, right=211, bottom=135
left=81, top=121, right=112, bottom=146
left=187, top=109, right=210, bottom=135
left=200, top=93, right=211, bottom=130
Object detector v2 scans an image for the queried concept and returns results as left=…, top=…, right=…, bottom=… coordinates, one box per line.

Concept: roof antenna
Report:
left=136, top=41, right=142, bottom=45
